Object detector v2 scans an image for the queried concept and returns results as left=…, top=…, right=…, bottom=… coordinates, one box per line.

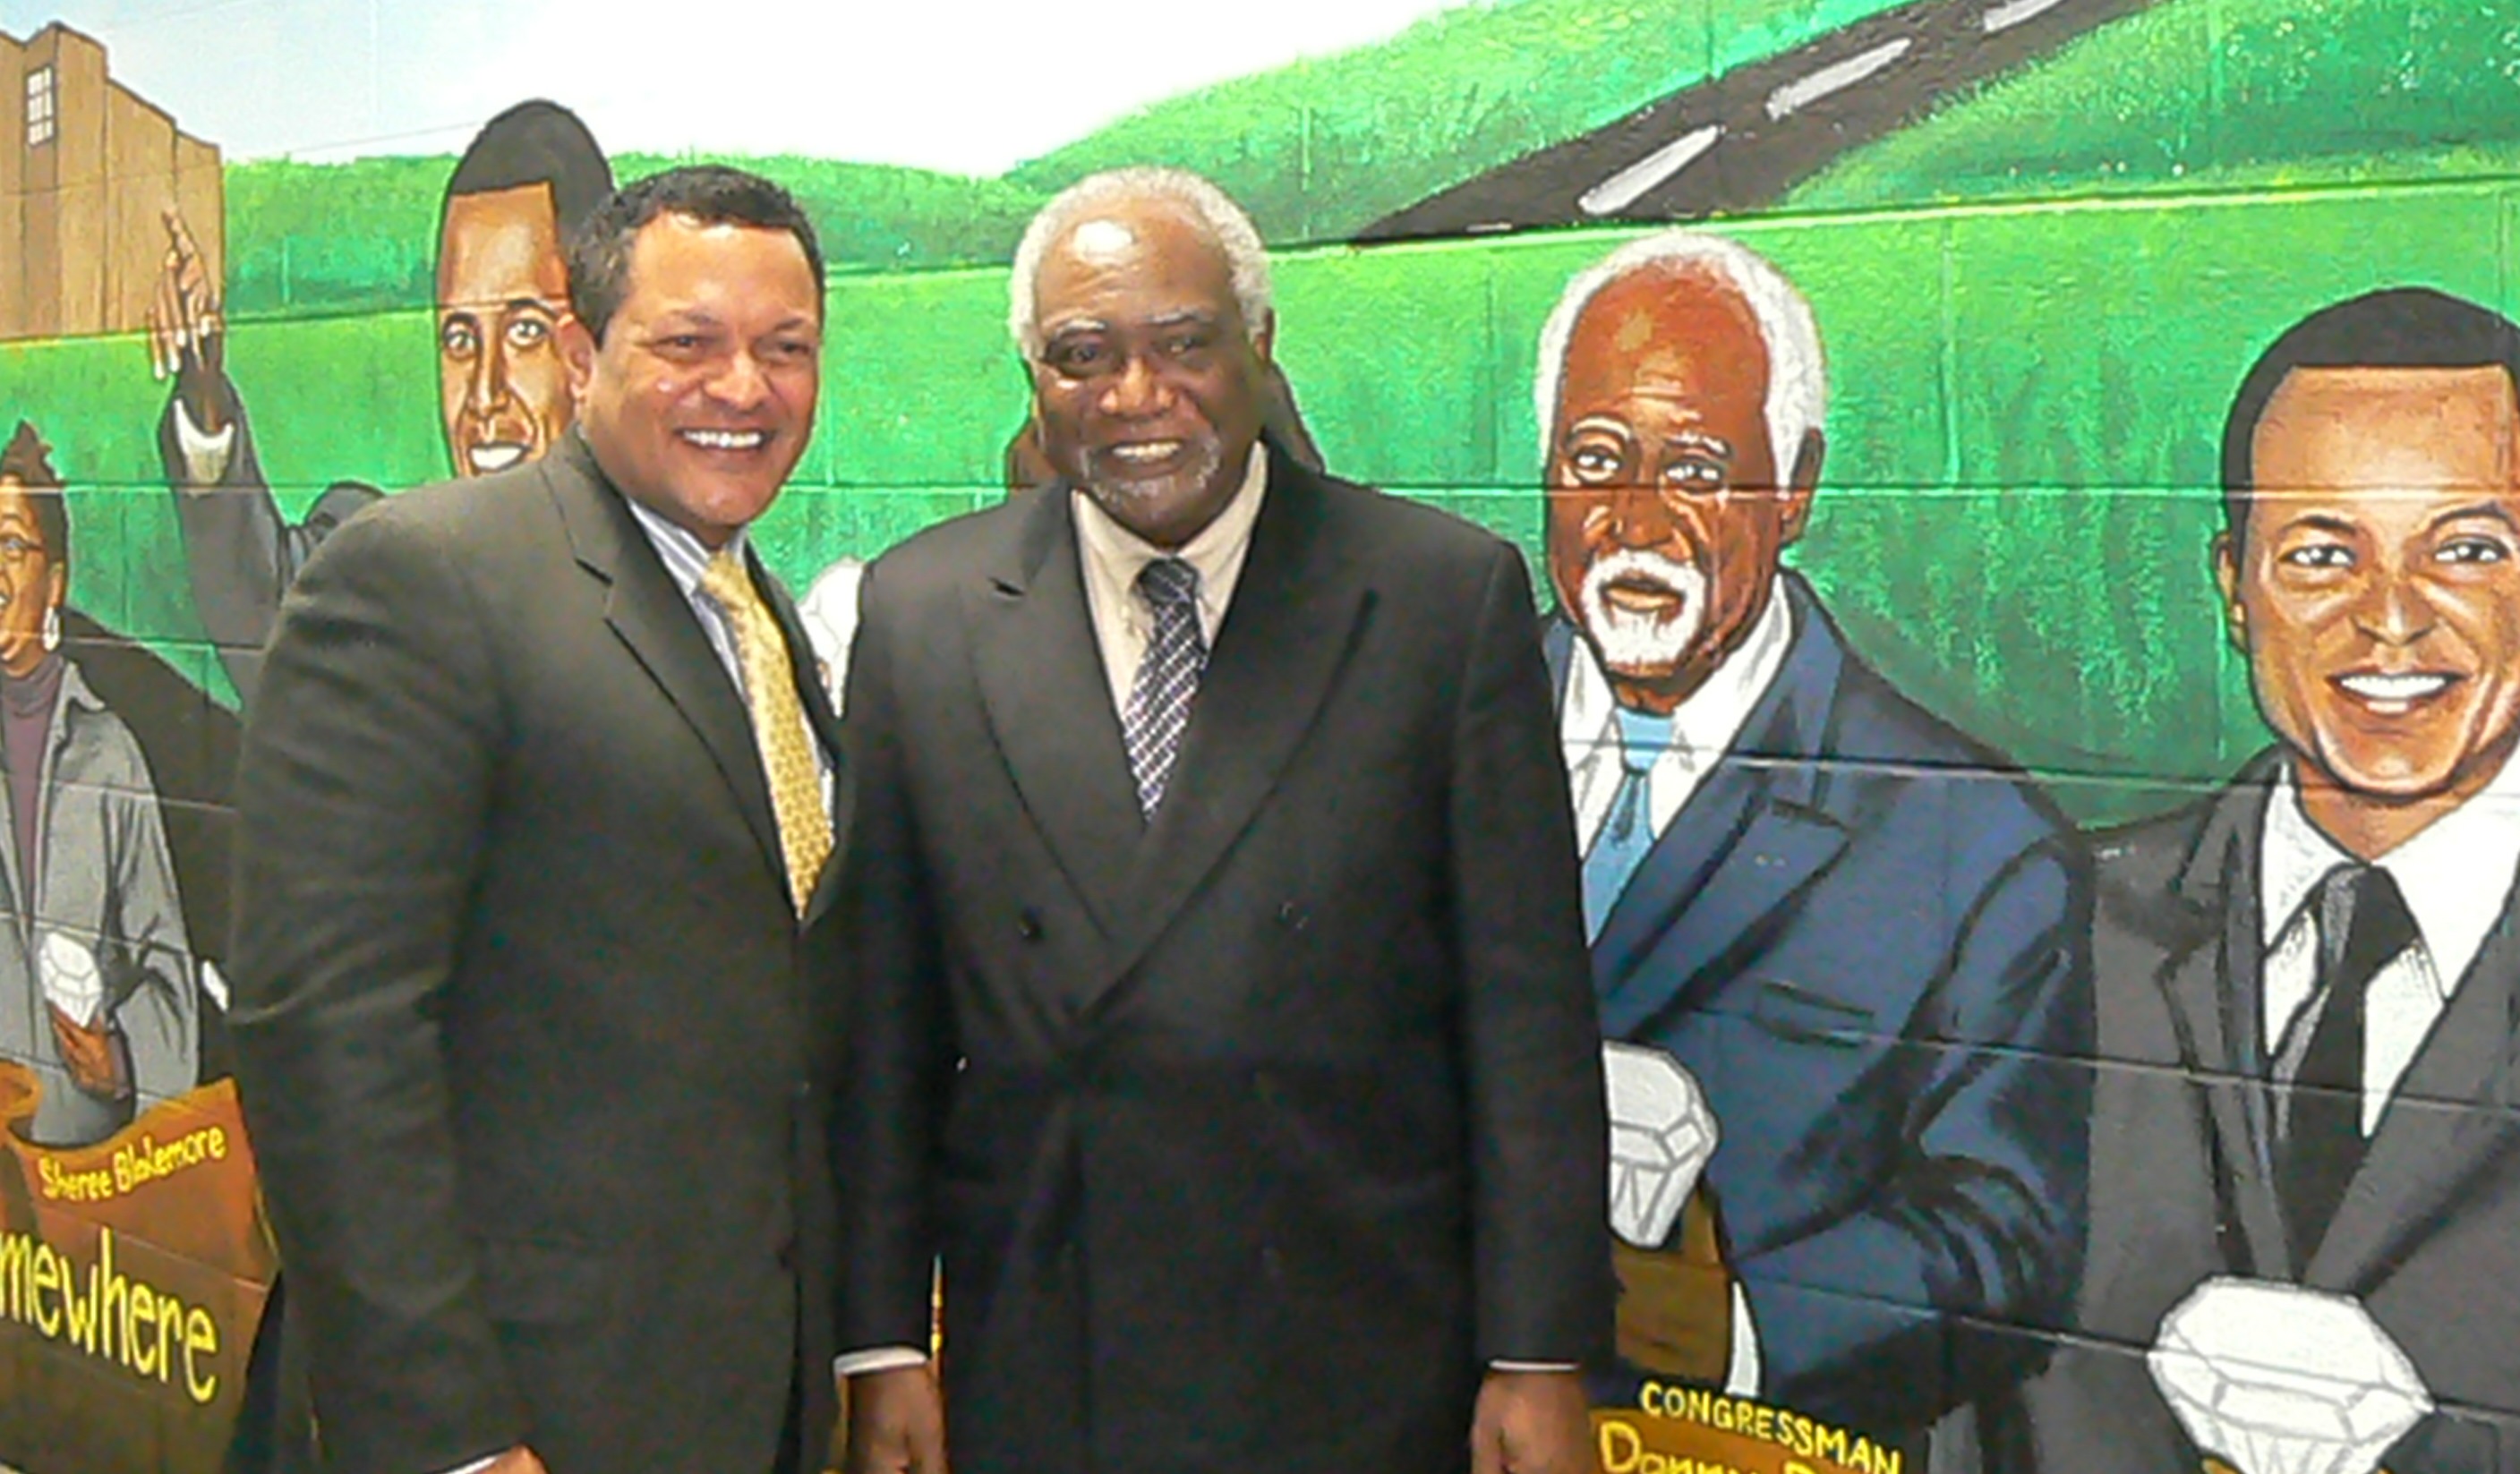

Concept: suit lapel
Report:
left=970, top=485, right=1143, bottom=942
left=1098, top=459, right=1369, bottom=1000
left=1584, top=587, right=1849, bottom=1039
left=544, top=434, right=783, bottom=886
left=2309, top=879, right=2520, bottom=1291
left=2154, top=769, right=2294, bottom=1279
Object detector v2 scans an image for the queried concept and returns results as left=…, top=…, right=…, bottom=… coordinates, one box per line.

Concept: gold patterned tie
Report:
left=699, top=548, right=833, bottom=915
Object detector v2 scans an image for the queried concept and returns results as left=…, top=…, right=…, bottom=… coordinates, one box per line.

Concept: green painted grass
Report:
left=1785, top=0, right=2520, bottom=211
left=9, top=179, right=2508, bottom=821
left=217, top=0, right=1938, bottom=319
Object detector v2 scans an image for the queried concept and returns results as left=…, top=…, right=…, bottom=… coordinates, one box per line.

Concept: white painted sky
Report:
left=0, top=0, right=1472, bottom=171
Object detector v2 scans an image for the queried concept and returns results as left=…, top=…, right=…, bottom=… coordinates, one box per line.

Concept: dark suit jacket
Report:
left=228, top=431, right=848, bottom=1474
left=1546, top=575, right=2091, bottom=1442
left=837, top=451, right=1613, bottom=1474
left=2021, top=754, right=2520, bottom=1473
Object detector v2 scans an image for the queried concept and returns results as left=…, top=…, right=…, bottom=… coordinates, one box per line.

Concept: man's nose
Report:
left=1602, top=481, right=1678, bottom=548
left=706, top=350, right=772, bottom=408
left=2353, top=570, right=2439, bottom=645
left=467, top=334, right=512, bottom=414
left=1098, top=354, right=1171, bottom=418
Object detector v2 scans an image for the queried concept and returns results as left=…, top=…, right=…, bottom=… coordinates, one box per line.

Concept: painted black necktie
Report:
left=2280, top=861, right=2417, bottom=1256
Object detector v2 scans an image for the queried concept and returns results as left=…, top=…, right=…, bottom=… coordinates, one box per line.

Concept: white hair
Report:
left=1008, top=166, right=1274, bottom=358
left=1533, top=231, right=1826, bottom=479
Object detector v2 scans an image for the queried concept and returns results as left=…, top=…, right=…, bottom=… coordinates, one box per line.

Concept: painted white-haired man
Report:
left=1539, top=230, right=2092, bottom=1463
left=835, top=166, right=1612, bottom=1474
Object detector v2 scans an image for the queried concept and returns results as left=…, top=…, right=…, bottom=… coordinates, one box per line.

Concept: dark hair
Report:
left=0, top=422, right=69, bottom=569
left=2221, top=287, right=2520, bottom=549
left=440, top=100, right=614, bottom=245
left=565, top=166, right=826, bottom=344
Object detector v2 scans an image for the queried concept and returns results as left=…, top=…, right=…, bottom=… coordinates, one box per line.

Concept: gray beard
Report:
left=1080, top=436, right=1225, bottom=523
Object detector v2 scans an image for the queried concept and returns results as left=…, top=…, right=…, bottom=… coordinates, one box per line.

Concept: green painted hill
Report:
left=1009, top=0, right=1920, bottom=243
left=224, top=153, right=1042, bottom=320
left=1784, top=0, right=2520, bottom=210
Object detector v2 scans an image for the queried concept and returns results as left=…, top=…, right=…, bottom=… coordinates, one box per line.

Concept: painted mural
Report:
left=0, top=0, right=2516, bottom=1470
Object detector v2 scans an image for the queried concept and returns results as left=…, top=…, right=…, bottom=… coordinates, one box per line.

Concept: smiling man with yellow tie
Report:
left=228, top=166, right=848, bottom=1474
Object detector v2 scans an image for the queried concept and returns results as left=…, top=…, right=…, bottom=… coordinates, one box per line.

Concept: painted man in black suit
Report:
left=837, top=166, right=1611, bottom=1474
left=2026, top=287, right=2520, bottom=1474
left=229, top=166, right=845, bottom=1474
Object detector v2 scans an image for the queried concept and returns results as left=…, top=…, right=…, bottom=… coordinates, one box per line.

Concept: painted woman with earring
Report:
left=0, top=421, right=196, bottom=1148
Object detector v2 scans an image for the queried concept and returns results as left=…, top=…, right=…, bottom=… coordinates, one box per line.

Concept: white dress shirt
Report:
left=2259, top=753, right=2520, bottom=1135
left=1561, top=578, right=1794, bottom=859
left=1558, top=576, right=1794, bottom=1398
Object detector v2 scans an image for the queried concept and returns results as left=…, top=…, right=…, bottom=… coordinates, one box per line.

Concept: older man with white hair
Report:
left=837, top=166, right=1611, bottom=1474
left=1537, top=230, right=2092, bottom=1459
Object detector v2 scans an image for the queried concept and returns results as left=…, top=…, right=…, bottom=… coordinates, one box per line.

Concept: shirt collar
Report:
left=1560, top=574, right=1796, bottom=771
left=2260, top=748, right=2520, bottom=986
left=1071, top=442, right=1268, bottom=619
left=623, top=494, right=749, bottom=604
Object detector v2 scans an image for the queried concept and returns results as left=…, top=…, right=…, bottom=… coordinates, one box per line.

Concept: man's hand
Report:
left=480, top=1448, right=548, bottom=1474
left=1470, top=1368, right=1591, bottom=1474
left=47, top=1004, right=130, bottom=1100
left=847, top=1364, right=947, bottom=1474
left=146, top=208, right=226, bottom=426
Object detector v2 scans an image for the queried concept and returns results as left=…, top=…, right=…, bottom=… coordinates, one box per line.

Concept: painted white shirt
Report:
left=2259, top=752, right=2520, bottom=1135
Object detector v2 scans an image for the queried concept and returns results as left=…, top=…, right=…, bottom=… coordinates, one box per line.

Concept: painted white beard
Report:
left=1579, top=549, right=1707, bottom=677
left=1081, top=435, right=1225, bottom=520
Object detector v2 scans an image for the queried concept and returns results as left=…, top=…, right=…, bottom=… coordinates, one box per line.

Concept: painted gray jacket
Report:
left=0, top=657, right=198, bottom=1146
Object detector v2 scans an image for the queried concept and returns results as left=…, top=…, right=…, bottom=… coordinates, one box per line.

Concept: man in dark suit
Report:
left=837, top=166, right=1611, bottom=1474
left=1533, top=231, right=2091, bottom=1453
left=227, top=166, right=843, bottom=1474
left=2023, top=288, right=2520, bottom=1474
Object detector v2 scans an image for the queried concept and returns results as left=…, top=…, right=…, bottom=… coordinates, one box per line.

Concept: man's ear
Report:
left=1250, top=310, right=1276, bottom=368
left=1777, top=428, right=1824, bottom=545
left=559, top=313, right=598, bottom=399
left=2212, top=529, right=2250, bottom=655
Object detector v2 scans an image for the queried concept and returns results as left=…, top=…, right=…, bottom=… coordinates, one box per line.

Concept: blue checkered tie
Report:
left=1123, top=558, right=1207, bottom=818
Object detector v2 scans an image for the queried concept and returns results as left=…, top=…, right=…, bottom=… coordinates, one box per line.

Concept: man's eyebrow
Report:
left=2429, top=501, right=2520, bottom=534
left=1562, top=414, right=1639, bottom=441
left=1145, top=309, right=1219, bottom=329
left=1662, top=430, right=1734, bottom=460
left=506, top=297, right=560, bottom=315
left=2276, top=512, right=2359, bottom=538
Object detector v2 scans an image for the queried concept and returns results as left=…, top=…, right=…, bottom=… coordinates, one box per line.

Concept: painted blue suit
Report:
left=1547, top=573, right=2092, bottom=1443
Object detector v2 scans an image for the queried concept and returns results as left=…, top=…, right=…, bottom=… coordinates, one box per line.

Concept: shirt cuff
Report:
left=170, top=397, right=236, bottom=484
left=440, top=1457, right=503, bottom=1474
left=1489, top=1360, right=1580, bottom=1373
left=835, top=1345, right=928, bottom=1377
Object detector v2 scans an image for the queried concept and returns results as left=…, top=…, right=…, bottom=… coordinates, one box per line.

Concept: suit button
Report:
left=1276, top=900, right=1308, bottom=931
left=1260, top=1246, right=1285, bottom=1282
left=792, top=1079, right=813, bottom=1101
left=776, top=1238, right=799, bottom=1273
left=1019, top=907, right=1045, bottom=941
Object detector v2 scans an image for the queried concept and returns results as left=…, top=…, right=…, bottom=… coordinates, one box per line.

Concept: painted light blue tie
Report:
left=1583, top=707, right=1678, bottom=940
left=1123, top=558, right=1207, bottom=818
